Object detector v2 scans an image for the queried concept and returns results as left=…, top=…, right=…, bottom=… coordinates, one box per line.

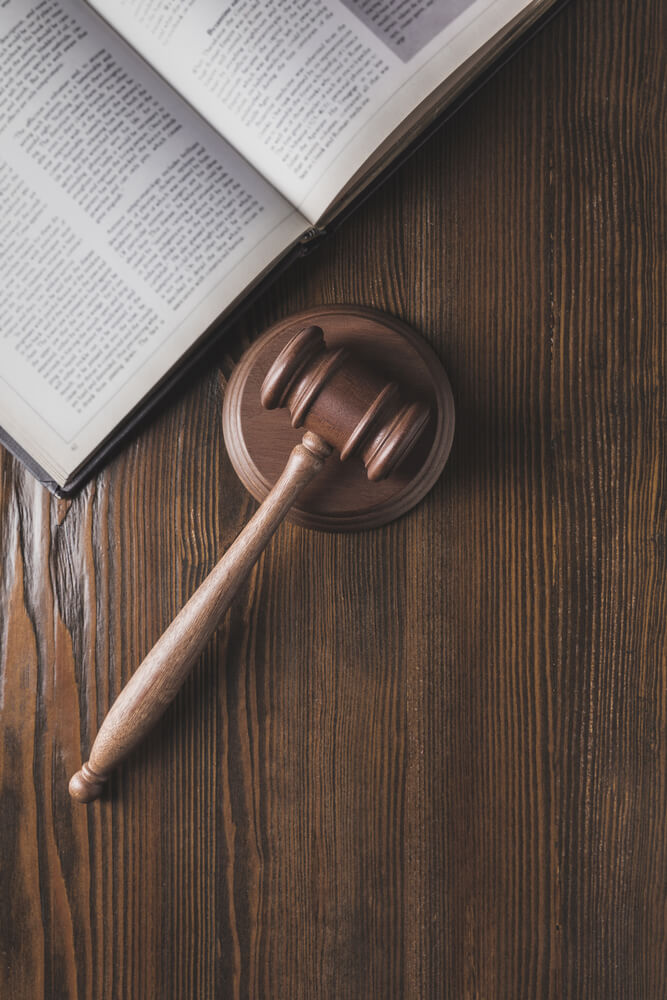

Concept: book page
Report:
left=0, top=0, right=306, bottom=485
left=86, top=0, right=545, bottom=221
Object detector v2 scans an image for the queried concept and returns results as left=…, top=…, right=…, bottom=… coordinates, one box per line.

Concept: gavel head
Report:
left=260, top=325, right=431, bottom=481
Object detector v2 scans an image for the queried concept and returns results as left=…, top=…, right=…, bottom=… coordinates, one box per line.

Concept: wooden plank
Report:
left=0, top=0, right=664, bottom=995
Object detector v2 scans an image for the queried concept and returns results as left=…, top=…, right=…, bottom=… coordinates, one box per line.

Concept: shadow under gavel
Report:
left=69, top=325, right=431, bottom=802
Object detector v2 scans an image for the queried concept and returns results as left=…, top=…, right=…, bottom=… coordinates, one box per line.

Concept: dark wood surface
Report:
left=1, top=0, right=664, bottom=995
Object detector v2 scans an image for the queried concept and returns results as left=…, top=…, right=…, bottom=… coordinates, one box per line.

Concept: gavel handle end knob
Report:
left=69, top=762, right=108, bottom=802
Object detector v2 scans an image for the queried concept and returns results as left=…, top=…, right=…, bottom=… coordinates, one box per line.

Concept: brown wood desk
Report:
left=0, top=0, right=664, bottom=996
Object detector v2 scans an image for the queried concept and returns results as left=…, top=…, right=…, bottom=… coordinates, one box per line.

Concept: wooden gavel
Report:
left=69, top=325, right=431, bottom=801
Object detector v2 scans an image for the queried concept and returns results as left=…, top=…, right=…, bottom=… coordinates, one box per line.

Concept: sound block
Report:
left=222, top=306, right=455, bottom=530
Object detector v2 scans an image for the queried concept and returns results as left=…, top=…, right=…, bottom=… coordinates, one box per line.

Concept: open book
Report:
left=0, top=0, right=561, bottom=494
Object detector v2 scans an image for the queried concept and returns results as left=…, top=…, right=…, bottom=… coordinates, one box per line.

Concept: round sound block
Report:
left=222, top=306, right=455, bottom=530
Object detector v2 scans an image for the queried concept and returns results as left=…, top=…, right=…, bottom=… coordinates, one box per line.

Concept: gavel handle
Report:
left=69, top=431, right=332, bottom=802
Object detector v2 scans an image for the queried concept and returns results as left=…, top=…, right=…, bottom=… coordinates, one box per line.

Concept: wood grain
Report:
left=0, top=0, right=664, bottom=996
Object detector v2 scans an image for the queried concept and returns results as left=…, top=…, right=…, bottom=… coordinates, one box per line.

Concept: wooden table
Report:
left=1, top=1, right=664, bottom=996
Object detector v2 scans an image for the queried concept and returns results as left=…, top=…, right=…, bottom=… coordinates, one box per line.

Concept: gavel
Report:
left=69, top=324, right=434, bottom=801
